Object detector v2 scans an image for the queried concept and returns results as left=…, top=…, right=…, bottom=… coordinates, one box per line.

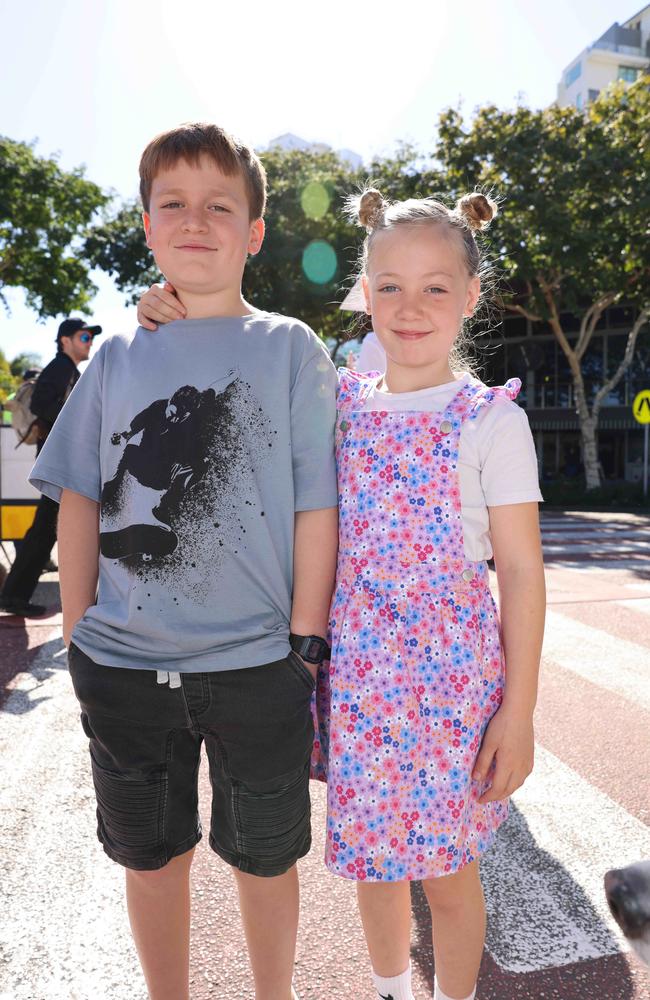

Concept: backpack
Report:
left=5, top=378, right=42, bottom=447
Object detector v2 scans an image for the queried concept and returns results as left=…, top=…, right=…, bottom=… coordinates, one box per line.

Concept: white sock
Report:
left=433, top=979, right=476, bottom=1000
left=372, top=963, right=415, bottom=1000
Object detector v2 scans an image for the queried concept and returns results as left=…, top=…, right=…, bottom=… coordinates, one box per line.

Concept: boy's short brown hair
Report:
left=139, top=122, right=267, bottom=219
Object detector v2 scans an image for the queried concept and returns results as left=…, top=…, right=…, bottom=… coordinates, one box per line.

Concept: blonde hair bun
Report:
left=357, top=188, right=386, bottom=230
left=455, top=192, right=498, bottom=232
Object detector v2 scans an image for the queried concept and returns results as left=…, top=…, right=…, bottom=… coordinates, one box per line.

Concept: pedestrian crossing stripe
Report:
left=543, top=609, right=650, bottom=711
left=482, top=745, right=650, bottom=972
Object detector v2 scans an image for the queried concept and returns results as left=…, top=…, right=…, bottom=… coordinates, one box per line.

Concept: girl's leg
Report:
left=422, top=860, right=485, bottom=999
left=125, top=846, right=195, bottom=1000
left=357, top=880, right=413, bottom=996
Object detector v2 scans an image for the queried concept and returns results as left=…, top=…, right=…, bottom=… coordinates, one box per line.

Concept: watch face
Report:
left=305, top=637, right=323, bottom=662
left=290, top=633, right=330, bottom=663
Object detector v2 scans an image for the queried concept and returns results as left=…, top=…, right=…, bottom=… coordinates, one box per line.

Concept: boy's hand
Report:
left=295, top=653, right=318, bottom=683
left=137, top=281, right=186, bottom=330
left=473, top=704, right=535, bottom=803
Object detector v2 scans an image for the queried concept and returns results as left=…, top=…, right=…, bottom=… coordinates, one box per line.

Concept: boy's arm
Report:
left=290, top=507, right=338, bottom=671
left=59, top=489, right=100, bottom=648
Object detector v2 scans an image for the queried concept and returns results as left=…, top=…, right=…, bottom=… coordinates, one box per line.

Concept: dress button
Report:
left=440, top=420, right=453, bottom=434
left=462, top=568, right=474, bottom=582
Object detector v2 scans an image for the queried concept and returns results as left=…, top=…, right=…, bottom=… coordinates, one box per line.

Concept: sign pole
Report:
left=644, top=423, right=648, bottom=499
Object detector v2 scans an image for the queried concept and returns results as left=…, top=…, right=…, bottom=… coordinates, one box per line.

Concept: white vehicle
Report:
left=0, top=418, right=39, bottom=543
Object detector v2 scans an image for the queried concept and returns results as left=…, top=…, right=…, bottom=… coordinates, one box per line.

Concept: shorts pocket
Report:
left=90, top=749, right=167, bottom=865
left=287, top=651, right=317, bottom=690
left=233, top=762, right=311, bottom=875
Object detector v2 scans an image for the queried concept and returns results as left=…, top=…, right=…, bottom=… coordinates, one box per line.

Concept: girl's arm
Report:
left=473, top=501, right=545, bottom=803
left=136, top=281, right=185, bottom=330
left=59, top=489, right=100, bottom=647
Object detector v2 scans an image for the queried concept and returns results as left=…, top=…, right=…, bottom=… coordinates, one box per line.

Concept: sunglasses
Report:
left=77, top=332, right=94, bottom=343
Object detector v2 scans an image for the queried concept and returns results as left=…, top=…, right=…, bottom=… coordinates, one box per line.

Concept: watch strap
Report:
left=289, top=633, right=331, bottom=664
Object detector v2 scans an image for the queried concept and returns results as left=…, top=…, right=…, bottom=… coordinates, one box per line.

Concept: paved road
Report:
left=1, top=512, right=649, bottom=999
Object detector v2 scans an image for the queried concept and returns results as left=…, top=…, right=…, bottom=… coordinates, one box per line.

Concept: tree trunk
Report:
left=580, top=414, right=601, bottom=491
left=572, top=373, right=601, bottom=490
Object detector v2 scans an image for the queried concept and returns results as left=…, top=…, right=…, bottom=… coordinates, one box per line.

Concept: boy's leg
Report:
left=68, top=645, right=203, bottom=1000
left=126, top=847, right=195, bottom=1000
left=204, top=653, right=316, bottom=999
left=422, top=860, right=485, bottom=999
left=234, top=866, right=299, bottom=1000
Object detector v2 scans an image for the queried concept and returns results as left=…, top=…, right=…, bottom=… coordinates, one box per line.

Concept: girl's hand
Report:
left=473, top=705, right=535, bottom=803
left=137, top=281, right=185, bottom=330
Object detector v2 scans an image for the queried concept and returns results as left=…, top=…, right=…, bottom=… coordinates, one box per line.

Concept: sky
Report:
left=0, top=0, right=630, bottom=364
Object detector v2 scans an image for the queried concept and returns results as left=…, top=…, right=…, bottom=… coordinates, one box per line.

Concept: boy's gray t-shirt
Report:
left=31, top=312, right=338, bottom=672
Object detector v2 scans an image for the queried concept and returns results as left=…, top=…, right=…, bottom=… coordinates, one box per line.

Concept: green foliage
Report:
left=0, top=137, right=108, bottom=318
left=244, top=148, right=362, bottom=348
left=84, top=201, right=159, bottom=302
left=9, top=352, right=42, bottom=377
left=434, top=81, right=650, bottom=317
left=0, top=349, right=19, bottom=403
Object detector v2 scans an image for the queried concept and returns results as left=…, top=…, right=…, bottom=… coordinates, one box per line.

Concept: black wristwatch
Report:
left=289, top=633, right=331, bottom=664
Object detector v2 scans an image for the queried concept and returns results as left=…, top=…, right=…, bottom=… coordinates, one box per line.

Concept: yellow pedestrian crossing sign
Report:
left=633, top=390, right=650, bottom=424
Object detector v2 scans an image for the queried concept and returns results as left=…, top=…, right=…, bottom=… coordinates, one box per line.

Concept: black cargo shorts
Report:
left=67, top=642, right=316, bottom=875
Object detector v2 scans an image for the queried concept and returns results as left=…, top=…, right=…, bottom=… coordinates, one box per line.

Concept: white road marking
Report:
left=542, top=608, right=650, bottom=711
left=482, top=746, right=650, bottom=973
left=616, top=598, right=650, bottom=617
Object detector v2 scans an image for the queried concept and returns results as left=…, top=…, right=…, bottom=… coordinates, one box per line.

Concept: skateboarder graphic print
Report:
left=99, top=367, right=273, bottom=592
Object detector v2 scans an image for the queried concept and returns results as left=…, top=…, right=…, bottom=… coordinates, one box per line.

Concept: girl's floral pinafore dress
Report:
left=311, top=370, right=521, bottom=883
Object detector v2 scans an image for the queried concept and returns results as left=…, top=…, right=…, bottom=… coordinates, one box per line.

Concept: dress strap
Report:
left=337, top=367, right=382, bottom=411
left=468, top=377, right=522, bottom=419
left=442, top=377, right=522, bottom=427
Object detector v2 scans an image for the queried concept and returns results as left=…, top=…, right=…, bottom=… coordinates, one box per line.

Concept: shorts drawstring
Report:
left=156, top=670, right=182, bottom=689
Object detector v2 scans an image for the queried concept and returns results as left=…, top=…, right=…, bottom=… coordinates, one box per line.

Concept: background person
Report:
left=0, top=318, right=101, bottom=616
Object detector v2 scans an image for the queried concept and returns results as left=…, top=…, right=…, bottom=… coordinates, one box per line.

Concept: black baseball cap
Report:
left=56, top=318, right=103, bottom=342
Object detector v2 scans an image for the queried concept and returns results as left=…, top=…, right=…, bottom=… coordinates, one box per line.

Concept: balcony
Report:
left=593, top=23, right=645, bottom=57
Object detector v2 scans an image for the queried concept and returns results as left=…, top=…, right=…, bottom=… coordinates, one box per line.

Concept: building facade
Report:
left=557, top=5, right=650, bottom=109
left=480, top=310, right=650, bottom=485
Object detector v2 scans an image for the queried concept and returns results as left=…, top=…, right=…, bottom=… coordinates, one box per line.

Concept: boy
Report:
left=30, top=123, right=338, bottom=1000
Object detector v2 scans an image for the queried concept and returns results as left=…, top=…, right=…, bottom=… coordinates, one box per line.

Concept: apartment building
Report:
left=557, top=4, right=649, bottom=109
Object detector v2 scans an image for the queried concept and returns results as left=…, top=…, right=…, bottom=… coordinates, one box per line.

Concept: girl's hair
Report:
left=348, top=188, right=499, bottom=374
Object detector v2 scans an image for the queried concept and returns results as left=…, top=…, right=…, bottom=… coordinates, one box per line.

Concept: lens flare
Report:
left=302, top=240, right=337, bottom=284
left=301, top=181, right=330, bottom=220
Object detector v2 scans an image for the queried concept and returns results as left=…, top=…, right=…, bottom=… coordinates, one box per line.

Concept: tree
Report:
left=435, top=80, right=650, bottom=489
left=0, top=137, right=108, bottom=319
left=83, top=200, right=159, bottom=303
left=0, top=349, right=19, bottom=403
left=246, top=148, right=363, bottom=357
left=10, top=352, right=42, bottom=377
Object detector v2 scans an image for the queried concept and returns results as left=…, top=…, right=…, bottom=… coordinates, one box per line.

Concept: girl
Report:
left=137, top=188, right=545, bottom=1000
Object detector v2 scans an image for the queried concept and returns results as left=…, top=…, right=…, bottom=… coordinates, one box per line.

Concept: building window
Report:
left=565, top=61, right=582, bottom=87
left=618, top=65, right=640, bottom=82
left=576, top=92, right=583, bottom=110
left=588, top=88, right=600, bottom=102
